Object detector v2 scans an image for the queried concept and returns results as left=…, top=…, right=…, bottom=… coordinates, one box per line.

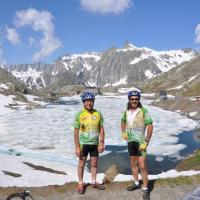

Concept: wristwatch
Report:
left=145, top=138, right=150, bottom=143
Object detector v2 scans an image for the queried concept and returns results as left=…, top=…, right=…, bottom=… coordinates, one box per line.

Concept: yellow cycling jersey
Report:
left=74, top=108, right=104, bottom=145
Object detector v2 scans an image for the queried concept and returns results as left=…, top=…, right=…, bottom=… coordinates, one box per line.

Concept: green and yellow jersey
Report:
left=74, top=108, right=104, bottom=145
left=121, top=107, right=153, bottom=143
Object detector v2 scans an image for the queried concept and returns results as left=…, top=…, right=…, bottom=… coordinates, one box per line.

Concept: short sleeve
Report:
left=121, top=111, right=126, bottom=123
left=143, top=108, right=153, bottom=125
left=99, top=112, right=104, bottom=127
left=73, top=112, right=81, bottom=129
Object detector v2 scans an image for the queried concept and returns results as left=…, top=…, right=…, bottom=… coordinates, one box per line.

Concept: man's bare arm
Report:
left=145, top=124, right=153, bottom=143
left=74, top=128, right=81, bottom=157
left=98, top=126, right=105, bottom=153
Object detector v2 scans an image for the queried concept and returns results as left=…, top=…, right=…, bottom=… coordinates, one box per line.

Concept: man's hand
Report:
left=139, top=142, right=148, bottom=151
left=75, top=146, right=81, bottom=157
left=122, top=132, right=128, bottom=141
left=98, top=143, right=105, bottom=153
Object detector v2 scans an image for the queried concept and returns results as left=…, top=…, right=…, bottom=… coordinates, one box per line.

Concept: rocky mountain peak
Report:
left=3, top=43, right=199, bottom=91
left=123, top=41, right=138, bottom=50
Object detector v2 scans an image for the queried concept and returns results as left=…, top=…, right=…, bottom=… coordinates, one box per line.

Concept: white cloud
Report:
left=195, top=24, right=200, bottom=44
left=28, top=37, right=35, bottom=47
left=5, top=26, right=20, bottom=45
left=14, top=8, right=62, bottom=61
left=80, top=0, right=132, bottom=14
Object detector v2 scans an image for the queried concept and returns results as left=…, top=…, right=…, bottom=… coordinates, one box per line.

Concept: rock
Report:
left=183, top=187, right=200, bottom=200
left=103, top=164, right=120, bottom=183
left=8, top=102, right=18, bottom=106
left=26, top=101, right=42, bottom=110
left=60, top=85, right=84, bottom=96
left=194, top=128, right=200, bottom=142
left=13, top=93, right=28, bottom=103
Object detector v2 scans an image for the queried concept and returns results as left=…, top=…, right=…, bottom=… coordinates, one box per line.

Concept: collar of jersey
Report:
left=83, top=108, right=95, bottom=113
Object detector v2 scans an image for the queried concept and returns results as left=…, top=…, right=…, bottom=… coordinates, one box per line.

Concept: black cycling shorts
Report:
left=81, top=144, right=99, bottom=157
left=127, top=141, right=146, bottom=157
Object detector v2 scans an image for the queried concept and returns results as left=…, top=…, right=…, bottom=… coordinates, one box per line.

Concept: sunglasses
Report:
left=129, top=98, right=139, bottom=101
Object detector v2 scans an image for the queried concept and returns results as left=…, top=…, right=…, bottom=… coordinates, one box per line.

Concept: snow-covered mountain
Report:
left=141, top=54, right=200, bottom=96
left=3, top=63, right=51, bottom=90
left=0, top=64, right=4, bottom=68
left=0, top=65, right=30, bottom=103
left=2, top=42, right=198, bottom=90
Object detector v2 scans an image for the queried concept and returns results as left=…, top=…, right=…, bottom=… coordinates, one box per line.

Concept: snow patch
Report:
left=117, top=44, right=140, bottom=52
left=51, top=71, right=58, bottom=76
left=83, top=61, right=92, bottom=70
left=0, top=154, right=104, bottom=187
left=168, top=85, right=183, bottom=90
left=0, top=83, right=9, bottom=90
left=168, top=74, right=199, bottom=91
left=167, top=94, right=175, bottom=98
left=142, top=93, right=155, bottom=97
left=0, top=94, right=15, bottom=115
left=145, top=70, right=155, bottom=79
left=104, top=78, right=127, bottom=87
left=189, top=112, right=197, bottom=117
left=87, top=81, right=96, bottom=87
left=114, top=170, right=200, bottom=182
left=130, top=54, right=149, bottom=65
left=62, top=61, right=69, bottom=70
left=187, top=74, right=199, bottom=82
left=61, top=52, right=101, bottom=62
left=118, top=87, right=140, bottom=94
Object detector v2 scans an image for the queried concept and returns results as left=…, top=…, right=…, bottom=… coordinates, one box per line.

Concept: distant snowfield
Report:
left=0, top=94, right=199, bottom=187
left=0, top=94, right=16, bottom=115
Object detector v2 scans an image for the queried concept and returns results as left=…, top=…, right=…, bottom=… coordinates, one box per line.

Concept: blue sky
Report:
left=0, top=0, right=200, bottom=64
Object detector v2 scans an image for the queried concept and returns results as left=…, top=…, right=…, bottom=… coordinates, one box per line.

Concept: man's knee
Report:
left=91, top=159, right=97, bottom=168
left=139, top=163, right=147, bottom=171
left=130, top=159, right=138, bottom=168
left=79, top=160, right=86, bottom=168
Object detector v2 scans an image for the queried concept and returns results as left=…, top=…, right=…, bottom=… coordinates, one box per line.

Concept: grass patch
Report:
left=175, top=149, right=200, bottom=171
left=183, top=83, right=200, bottom=96
left=154, top=174, right=200, bottom=186
left=51, top=182, right=77, bottom=193
left=106, top=175, right=200, bottom=188
left=23, top=162, right=67, bottom=175
left=2, top=171, right=22, bottom=177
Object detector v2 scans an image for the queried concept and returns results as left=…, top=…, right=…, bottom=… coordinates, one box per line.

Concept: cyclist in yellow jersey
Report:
left=74, top=92, right=105, bottom=194
left=121, top=90, right=153, bottom=200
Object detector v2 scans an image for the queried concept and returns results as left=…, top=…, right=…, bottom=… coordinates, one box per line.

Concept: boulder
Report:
left=103, top=164, right=120, bottom=183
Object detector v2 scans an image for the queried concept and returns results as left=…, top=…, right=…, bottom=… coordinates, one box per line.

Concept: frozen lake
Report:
left=0, top=95, right=199, bottom=174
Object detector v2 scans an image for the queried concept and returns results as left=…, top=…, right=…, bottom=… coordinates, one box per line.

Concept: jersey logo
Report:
left=80, top=123, right=86, bottom=132
left=92, top=115, right=97, bottom=120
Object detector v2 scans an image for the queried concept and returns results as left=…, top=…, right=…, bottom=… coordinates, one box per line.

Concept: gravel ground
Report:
left=0, top=182, right=199, bottom=200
